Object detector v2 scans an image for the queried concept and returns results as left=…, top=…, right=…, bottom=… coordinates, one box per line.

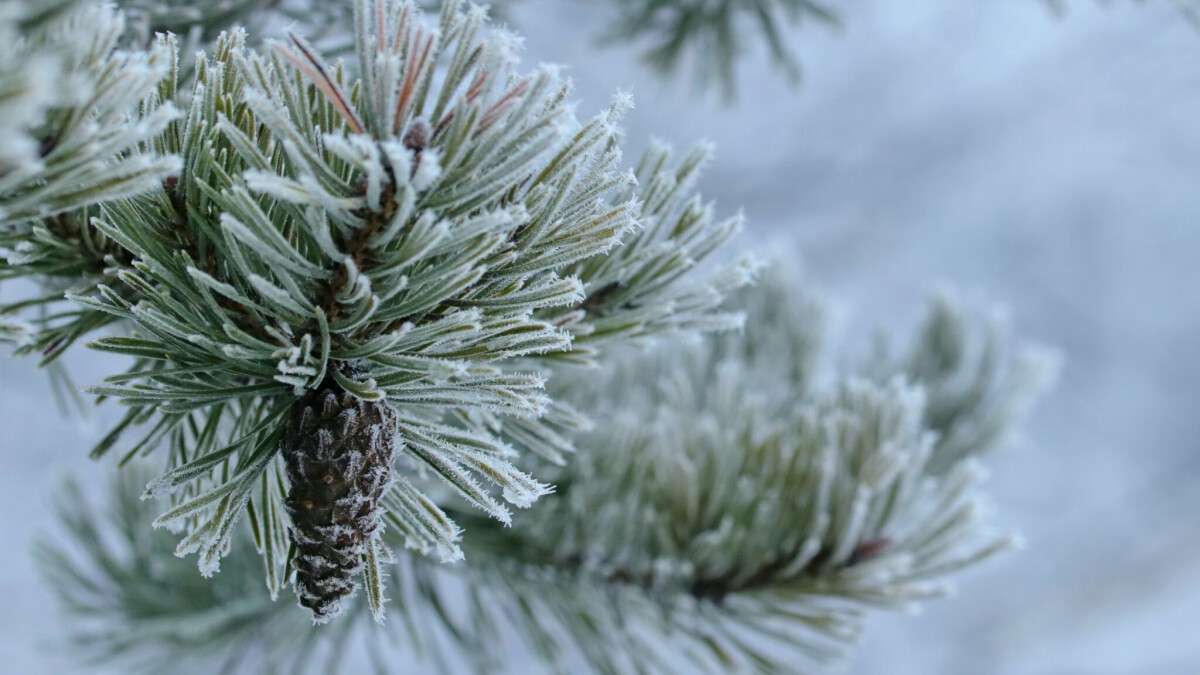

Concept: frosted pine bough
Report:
left=1, top=1, right=181, bottom=352
left=2, top=0, right=753, bottom=624
left=38, top=270, right=1056, bottom=674
left=426, top=270, right=1055, bottom=672
left=0, top=1, right=180, bottom=224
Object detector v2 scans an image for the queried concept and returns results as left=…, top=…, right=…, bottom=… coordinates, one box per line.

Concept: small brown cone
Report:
left=282, top=378, right=398, bottom=623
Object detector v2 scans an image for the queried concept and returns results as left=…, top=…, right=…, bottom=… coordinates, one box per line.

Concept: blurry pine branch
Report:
left=1, top=0, right=181, bottom=356
left=40, top=269, right=1056, bottom=673
left=865, top=291, right=1060, bottom=476
left=1043, top=0, right=1200, bottom=31
left=600, top=0, right=839, bottom=99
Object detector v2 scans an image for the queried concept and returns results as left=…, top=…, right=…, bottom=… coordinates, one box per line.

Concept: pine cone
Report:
left=283, top=378, right=399, bottom=623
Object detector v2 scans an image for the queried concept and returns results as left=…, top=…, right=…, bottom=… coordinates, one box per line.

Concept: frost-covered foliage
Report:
left=40, top=469, right=422, bottom=674
left=119, top=0, right=270, bottom=43
left=867, top=291, right=1061, bottom=476
left=41, top=269, right=1055, bottom=673
left=602, top=0, right=839, bottom=98
left=410, top=270, right=1048, bottom=673
left=0, top=1, right=180, bottom=223
left=117, top=0, right=372, bottom=55
left=0, top=0, right=73, bottom=177
left=38, top=472, right=300, bottom=673
left=116, top=0, right=517, bottom=53
left=4, top=0, right=751, bottom=621
left=0, top=0, right=180, bottom=355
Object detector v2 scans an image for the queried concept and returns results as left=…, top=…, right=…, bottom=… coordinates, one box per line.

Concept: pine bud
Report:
left=282, top=375, right=399, bottom=623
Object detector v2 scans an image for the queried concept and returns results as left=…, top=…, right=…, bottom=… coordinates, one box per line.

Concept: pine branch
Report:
left=115, top=0, right=519, bottom=54
left=41, top=268, right=1055, bottom=673
left=1044, top=0, right=1200, bottom=23
left=37, top=470, right=316, bottom=674
left=866, top=290, right=1061, bottom=476
left=120, top=0, right=277, bottom=43
left=425, top=270, right=1037, bottom=673
left=600, top=0, right=840, bottom=100
left=6, top=0, right=750, bottom=623
left=0, top=1, right=181, bottom=224
left=0, top=1, right=182, bottom=359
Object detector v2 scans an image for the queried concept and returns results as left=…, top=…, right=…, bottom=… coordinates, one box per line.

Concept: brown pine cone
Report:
left=282, top=377, right=399, bottom=624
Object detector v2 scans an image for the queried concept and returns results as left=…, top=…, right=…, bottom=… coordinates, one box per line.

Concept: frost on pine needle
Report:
left=0, top=0, right=181, bottom=362
left=865, top=289, right=1061, bottom=476
left=120, top=0, right=268, bottom=43
left=412, top=269, right=1038, bottom=673
left=4, top=0, right=751, bottom=624
left=40, top=268, right=1053, bottom=674
left=0, top=318, right=34, bottom=347
left=38, top=470, right=324, bottom=673
left=0, top=1, right=181, bottom=224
